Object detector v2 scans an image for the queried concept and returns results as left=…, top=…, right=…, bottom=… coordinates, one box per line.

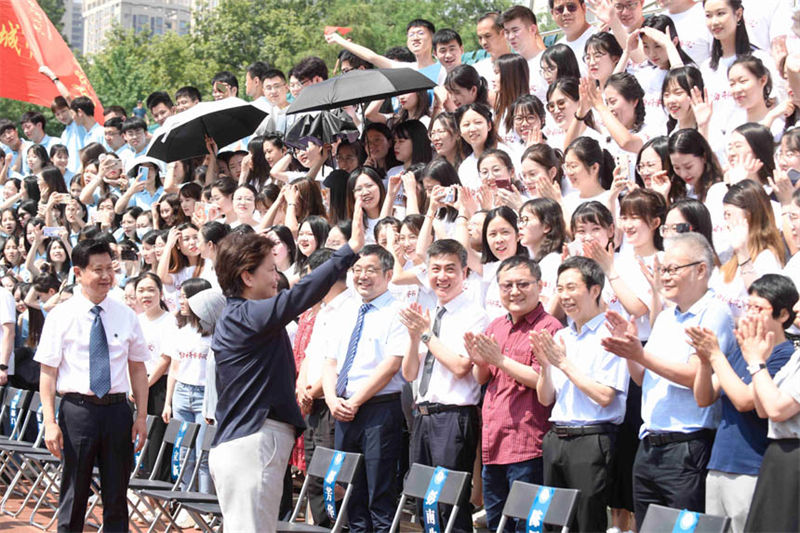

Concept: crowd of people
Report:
left=1, top=0, right=800, bottom=532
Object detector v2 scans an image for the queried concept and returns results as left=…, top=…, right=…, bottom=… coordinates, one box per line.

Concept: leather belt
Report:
left=362, top=392, right=401, bottom=406
left=63, top=393, right=127, bottom=406
left=417, top=403, right=472, bottom=416
left=552, top=423, right=618, bottom=438
left=644, top=429, right=714, bottom=447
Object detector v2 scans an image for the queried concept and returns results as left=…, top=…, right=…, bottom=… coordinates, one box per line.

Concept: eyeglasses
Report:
left=583, top=51, right=608, bottom=63
left=518, top=216, right=533, bottom=226
left=513, top=114, right=539, bottom=125
left=744, top=303, right=773, bottom=314
left=552, top=3, right=579, bottom=15
left=546, top=99, right=568, bottom=113
left=637, top=161, right=660, bottom=173
left=614, top=1, right=639, bottom=12
left=263, top=83, right=285, bottom=92
left=407, top=30, right=427, bottom=39
left=658, top=261, right=701, bottom=277
left=659, top=223, right=693, bottom=236
left=499, top=280, right=534, bottom=293
left=352, top=266, right=382, bottom=276
left=541, top=64, right=557, bottom=75
left=428, top=128, right=449, bottom=139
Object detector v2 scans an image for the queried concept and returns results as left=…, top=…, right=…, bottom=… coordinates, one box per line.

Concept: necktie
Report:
left=89, top=305, right=111, bottom=398
left=336, top=303, right=372, bottom=397
left=418, top=306, right=447, bottom=397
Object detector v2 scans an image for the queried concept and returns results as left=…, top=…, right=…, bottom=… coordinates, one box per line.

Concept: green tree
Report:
left=38, top=0, right=66, bottom=30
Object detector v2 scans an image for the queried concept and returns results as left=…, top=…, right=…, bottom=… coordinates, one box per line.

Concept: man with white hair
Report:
left=602, top=233, right=739, bottom=530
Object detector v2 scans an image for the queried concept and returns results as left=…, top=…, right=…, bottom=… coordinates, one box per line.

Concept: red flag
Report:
left=0, top=0, right=104, bottom=122
left=324, top=25, right=352, bottom=36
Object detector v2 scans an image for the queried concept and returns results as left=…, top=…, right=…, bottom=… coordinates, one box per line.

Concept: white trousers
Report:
left=209, top=418, right=295, bottom=532
left=705, top=469, right=758, bottom=533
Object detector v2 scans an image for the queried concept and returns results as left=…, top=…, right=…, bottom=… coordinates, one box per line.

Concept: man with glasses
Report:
left=322, top=245, right=407, bottom=532
left=498, top=6, right=548, bottom=102
left=552, top=0, right=596, bottom=73
left=586, top=0, right=646, bottom=64
left=602, top=233, right=737, bottom=529
left=465, top=256, right=562, bottom=531
left=532, top=256, right=629, bottom=533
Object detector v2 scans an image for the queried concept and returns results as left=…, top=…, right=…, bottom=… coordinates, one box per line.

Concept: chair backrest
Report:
left=149, top=419, right=201, bottom=484
left=401, top=463, right=470, bottom=506
left=640, top=504, right=731, bottom=533
left=3, top=388, right=32, bottom=438
left=499, top=481, right=579, bottom=530
left=306, top=446, right=363, bottom=485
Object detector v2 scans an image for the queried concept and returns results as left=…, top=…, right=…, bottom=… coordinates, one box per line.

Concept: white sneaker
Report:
left=175, top=509, right=195, bottom=528
left=607, top=528, right=622, bottom=533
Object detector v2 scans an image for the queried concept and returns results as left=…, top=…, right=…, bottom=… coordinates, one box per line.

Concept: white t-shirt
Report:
left=710, top=249, right=783, bottom=320
left=138, top=311, right=177, bottom=376
left=473, top=57, right=495, bottom=85
left=631, top=64, right=668, bottom=135
left=741, top=0, right=792, bottom=53
left=481, top=261, right=506, bottom=322
left=537, top=251, right=561, bottom=312
left=562, top=189, right=612, bottom=221
left=527, top=51, right=548, bottom=104
left=665, top=3, right=713, bottom=66
left=557, top=25, right=597, bottom=76
left=165, top=324, right=211, bottom=387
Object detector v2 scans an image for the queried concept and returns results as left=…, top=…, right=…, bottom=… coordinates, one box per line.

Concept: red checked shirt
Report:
left=482, top=304, right=563, bottom=465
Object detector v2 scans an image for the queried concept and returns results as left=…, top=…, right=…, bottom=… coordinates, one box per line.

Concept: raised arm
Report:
left=324, top=32, right=395, bottom=69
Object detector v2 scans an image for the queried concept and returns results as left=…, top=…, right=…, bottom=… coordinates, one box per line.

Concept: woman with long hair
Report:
left=517, top=197, right=565, bottom=309
left=443, top=65, right=490, bottom=110
left=456, top=103, right=509, bottom=191
left=561, top=136, right=615, bottom=218
left=428, top=112, right=465, bottom=168
left=541, top=43, right=581, bottom=85
left=157, top=222, right=203, bottom=312
left=492, top=53, right=530, bottom=145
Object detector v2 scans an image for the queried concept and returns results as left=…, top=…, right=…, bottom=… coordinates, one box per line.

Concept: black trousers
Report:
left=543, top=429, right=616, bottom=533
left=143, top=375, right=169, bottom=480
left=744, top=438, right=800, bottom=533
left=305, top=400, right=337, bottom=527
left=632, top=432, right=713, bottom=530
left=335, top=397, right=404, bottom=533
left=410, top=406, right=478, bottom=533
left=58, top=397, right=133, bottom=533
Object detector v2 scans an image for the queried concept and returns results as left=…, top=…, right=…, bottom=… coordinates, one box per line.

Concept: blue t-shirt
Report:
left=707, top=339, right=794, bottom=475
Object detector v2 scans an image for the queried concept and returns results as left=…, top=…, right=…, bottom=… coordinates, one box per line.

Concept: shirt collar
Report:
left=364, top=289, right=393, bottom=309
left=439, top=290, right=468, bottom=314
left=74, top=289, right=112, bottom=314
left=570, top=311, right=605, bottom=337
left=674, top=289, right=713, bottom=320
left=505, top=302, right=546, bottom=328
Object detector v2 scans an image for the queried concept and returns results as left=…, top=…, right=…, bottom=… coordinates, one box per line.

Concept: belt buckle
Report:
left=554, top=426, right=569, bottom=438
left=648, top=433, right=665, bottom=446
left=418, top=404, right=429, bottom=416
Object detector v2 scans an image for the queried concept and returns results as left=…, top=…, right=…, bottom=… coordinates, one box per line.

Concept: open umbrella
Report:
left=286, top=68, right=436, bottom=115
left=284, top=111, right=359, bottom=149
left=147, top=98, right=268, bottom=163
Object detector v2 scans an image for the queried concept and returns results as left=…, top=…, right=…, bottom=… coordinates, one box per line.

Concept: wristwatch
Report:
left=747, top=362, right=766, bottom=376
left=420, top=331, right=433, bottom=344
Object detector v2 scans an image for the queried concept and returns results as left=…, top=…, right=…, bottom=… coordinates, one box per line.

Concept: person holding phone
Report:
left=115, top=161, right=164, bottom=213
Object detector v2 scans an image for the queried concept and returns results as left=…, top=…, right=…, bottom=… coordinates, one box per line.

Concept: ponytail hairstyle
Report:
left=619, top=188, right=668, bottom=250
left=668, top=128, right=724, bottom=202
left=547, top=77, right=597, bottom=130
left=704, top=0, right=751, bottom=71
left=565, top=136, right=615, bottom=190
left=134, top=271, right=169, bottom=311
left=641, top=15, right=695, bottom=67
left=540, top=44, right=581, bottom=81
left=661, top=66, right=705, bottom=134
left=604, top=72, right=645, bottom=132
left=444, top=65, right=489, bottom=106
left=728, top=54, right=775, bottom=108
left=494, top=54, right=530, bottom=134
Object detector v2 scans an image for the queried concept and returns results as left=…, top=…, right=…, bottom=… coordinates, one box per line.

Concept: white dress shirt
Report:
left=34, top=291, right=150, bottom=395
left=327, top=290, right=407, bottom=398
left=304, top=288, right=356, bottom=387
left=413, top=291, right=489, bottom=406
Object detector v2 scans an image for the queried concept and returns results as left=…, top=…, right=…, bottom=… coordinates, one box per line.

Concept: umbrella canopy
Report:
left=0, top=0, right=103, bottom=121
left=147, top=98, right=268, bottom=163
left=285, top=111, right=359, bottom=149
left=286, top=68, right=436, bottom=115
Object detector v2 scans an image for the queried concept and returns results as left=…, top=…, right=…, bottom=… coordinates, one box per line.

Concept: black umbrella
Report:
left=285, top=68, right=436, bottom=115
left=284, top=111, right=359, bottom=149
left=147, top=97, right=268, bottom=163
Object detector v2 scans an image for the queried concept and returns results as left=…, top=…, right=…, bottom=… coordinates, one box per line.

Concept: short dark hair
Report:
left=293, top=56, right=328, bottom=82
left=212, top=71, right=239, bottom=90
left=103, top=105, right=127, bottom=119
left=749, top=274, right=799, bottom=330
left=358, top=244, right=393, bottom=272
left=406, top=19, right=435, bottom=34
left=175, top=86, right=202, bottom=103
left=262, top=68, right=286, bottom=82
left=69, top=96, right=95, bottom=117
left=339, top=51, right=372, bottom=70
left=309, top=247, right=347, bottom=282
left=433, top=29, right=462, bottom=48
left=427, top=239, right=467, bottom=268
left=71, top=239, right=113, bottom=269
left=0, top=119, right=17, bottom=136
left=215, top=232, right=274, bottom=297
left=499, top=5, right=537, bottom=27
left=20, top=111, right=45, bottom=128
left=549, top=0, right=584, bottom=8
left=557, top=256, right=605, bottom=304
left=146, top=91, right=174, bottom=111
left=497, top=256, right=542, bottom=281
left=104, top=116, right=124, bottom=132
left=121, top=117, right=147, bottom=134
left=247, top=61, right=271, bottom=80
left=51, top=96, right=69, bottom=112
left=384, top=46, right=416, bottom=63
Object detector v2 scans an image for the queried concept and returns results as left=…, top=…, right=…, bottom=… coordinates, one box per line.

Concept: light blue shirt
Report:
left=640, top=290, right=737, bottom=437
left=1, top=140, right=31, bottom=177
left=550, top=312, right=630, bottom=425
left=328, top=289, right=407, bottom=398
left=60, top=121, right=85, bottom=173
left=131, top=185, right=164, bottom=210
left=38, top=134, right=61, bottom=153
left=84, top=122, right=105, bottom=146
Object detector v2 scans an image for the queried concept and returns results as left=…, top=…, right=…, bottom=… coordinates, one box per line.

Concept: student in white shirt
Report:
left=561, top=137, right=614, bottom=219
left=474, top=12, right=512, bottom=82
left=456, top=103, right=515, bottom=191
left=162, top=278, right=214, bottom=494
left=518, top=198, right=567, bottom=313
left=540, top=44, right=582, bottom=86
left=552, top=0, right=597, bottom=75
left=664, top=0, right=714, bottom=65
left=585, top=32, right=623, bottom=89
